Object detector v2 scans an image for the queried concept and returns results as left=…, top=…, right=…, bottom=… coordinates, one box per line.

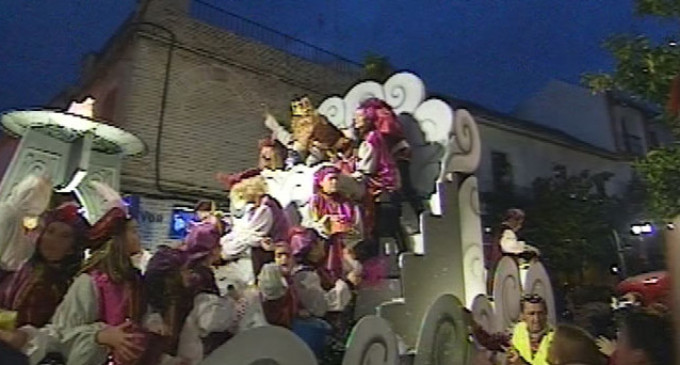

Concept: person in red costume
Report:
left=1, top=182, right=151, bottom=365
left=0, top=203, right=88, bottom=329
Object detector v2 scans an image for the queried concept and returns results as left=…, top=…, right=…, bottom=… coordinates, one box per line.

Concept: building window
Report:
left=491, top=151, right=513, bottom=191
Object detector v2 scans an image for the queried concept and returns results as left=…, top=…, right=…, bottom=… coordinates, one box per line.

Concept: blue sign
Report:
left=169, top=207, right=198, bottom=240
left=123, top=195, right=140, bottom=220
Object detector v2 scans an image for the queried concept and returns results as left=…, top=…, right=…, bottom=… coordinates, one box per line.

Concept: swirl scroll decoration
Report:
left=443, top=109, right=481, bottom=175
left=342, top=315, right=399, bottom=365
left=471, top=294, right=496, bottom=335
left=200, top=326, right=318, bottom=365
left=492, top=257, right=522, bottom=331
left=458, top=176, right=486, bottom=306
left=523, top=262, right=557, bottom=326
left=383, top=72, right=426, bottom=115
left=317, top=72, right=459, bottom=202
left=342, top=81, right=385, bottom=128
left=413, top=294, right=468, bottom=365
left=317, top=96, right=348, bottom=129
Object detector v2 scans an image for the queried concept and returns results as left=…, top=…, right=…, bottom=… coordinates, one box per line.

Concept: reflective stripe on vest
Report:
left=511, top=322, right=554, bottom=365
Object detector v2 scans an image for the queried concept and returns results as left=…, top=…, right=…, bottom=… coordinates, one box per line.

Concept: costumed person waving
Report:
left=174, top=221, right=262, bottom=365
left=264, top=97, right=352, bottom=167
left=216, top=169, right=290, bottom=285
left=143, top=219, right=227, bottom=364
left=259, top=243, right=298, bottom=329
left=355, top=98, right=424, bottom=228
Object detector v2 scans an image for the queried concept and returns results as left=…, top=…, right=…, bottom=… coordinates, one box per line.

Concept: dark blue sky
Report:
left=0, top=0, right=673, bottom=114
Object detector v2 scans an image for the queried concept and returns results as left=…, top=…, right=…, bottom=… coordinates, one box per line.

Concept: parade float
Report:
left=0, top=98, right=146, bottom=223
left=0, top=72, right=555, bottom=365
left=204, top=72, right=556, bottom=365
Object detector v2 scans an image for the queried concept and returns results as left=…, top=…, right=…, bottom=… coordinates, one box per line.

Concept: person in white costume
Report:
left=0, top=183, right=155, bottom=365
left=215, top=169, right=290, bottom=286
left=0, top=175, right=52, bottom=274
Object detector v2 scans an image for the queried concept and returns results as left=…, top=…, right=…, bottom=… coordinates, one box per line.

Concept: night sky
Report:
left=0, top=0, right=673, bottom=114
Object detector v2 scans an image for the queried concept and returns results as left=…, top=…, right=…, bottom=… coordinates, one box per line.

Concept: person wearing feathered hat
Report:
left=3, top=182, right=150, bottom=365
left=215, top=169, right=290, bottom=286
left=0, top=201, right=89, bottom=330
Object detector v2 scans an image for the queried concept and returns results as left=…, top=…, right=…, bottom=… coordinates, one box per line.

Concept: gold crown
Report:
left=291, top=96, right=315, bottom=117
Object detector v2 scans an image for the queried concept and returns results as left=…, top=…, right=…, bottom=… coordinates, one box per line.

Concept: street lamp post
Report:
left=611, top=230, right=628, bottom=278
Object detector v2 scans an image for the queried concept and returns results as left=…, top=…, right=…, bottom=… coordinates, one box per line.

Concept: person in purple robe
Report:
left=308, top=166, right=362, bottom=282
left=354, top=99, right=405, bottom=255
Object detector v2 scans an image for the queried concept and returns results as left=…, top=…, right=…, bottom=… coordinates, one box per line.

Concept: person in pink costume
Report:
left=356, top=98, right=425, bottom=221
left=354, top=99, right=404, bottom=255
left=1, top=188, right=152, bottom=365
left=308, top=166, right=362, bottom=282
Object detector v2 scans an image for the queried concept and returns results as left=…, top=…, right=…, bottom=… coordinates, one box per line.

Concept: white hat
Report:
left=258, top=263, right=288, bottom=300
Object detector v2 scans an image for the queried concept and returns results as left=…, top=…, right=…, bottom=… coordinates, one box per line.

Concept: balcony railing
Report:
left=189, top=0, right=362, bottom=75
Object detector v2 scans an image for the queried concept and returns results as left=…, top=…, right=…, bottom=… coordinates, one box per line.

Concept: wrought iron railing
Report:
left=189, top=0, right=362, bottom=75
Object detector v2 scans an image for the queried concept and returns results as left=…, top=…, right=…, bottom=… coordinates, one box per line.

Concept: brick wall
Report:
left=108, top=4, right=360, bottom=197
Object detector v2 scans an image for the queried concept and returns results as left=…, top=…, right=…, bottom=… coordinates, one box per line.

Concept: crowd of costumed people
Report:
left=0, top=96, right=676, bottom=365
left=0, top=97, right=434, bottom=365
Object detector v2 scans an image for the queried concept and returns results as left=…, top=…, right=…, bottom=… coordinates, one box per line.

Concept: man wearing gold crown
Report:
left=264, top=97, right=352, bottom=168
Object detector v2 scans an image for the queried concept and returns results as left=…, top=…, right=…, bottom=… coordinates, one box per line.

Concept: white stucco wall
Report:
left=476, top=120, right=633, bottom=196
left=514, top=80, right=617, bottom=152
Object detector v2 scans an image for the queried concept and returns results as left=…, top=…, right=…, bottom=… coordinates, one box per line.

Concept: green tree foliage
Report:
left=363, top=53, right=394, bottom=81
left=634, top=146, right=680, bottom=218
left=522, top=171, right=622, bottom=278
left=583, top=0, right=680, bottom=219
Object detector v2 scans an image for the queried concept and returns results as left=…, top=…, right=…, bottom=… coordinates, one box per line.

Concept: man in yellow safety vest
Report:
left=507, top=293, right=554, bottom=365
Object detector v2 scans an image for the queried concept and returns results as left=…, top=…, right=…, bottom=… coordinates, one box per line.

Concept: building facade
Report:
left=46, top=0, right=362, bottom=247
left=36, top=1, right=662, bottom=248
